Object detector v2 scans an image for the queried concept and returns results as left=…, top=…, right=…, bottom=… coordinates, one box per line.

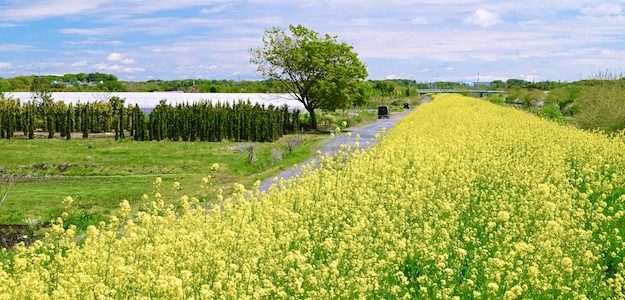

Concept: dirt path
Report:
left=259, top=98, right=431, bottom=192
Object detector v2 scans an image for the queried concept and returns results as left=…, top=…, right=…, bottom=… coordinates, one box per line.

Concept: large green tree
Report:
left=30, top=76, right=52, bottom=104
left=251, top=25, right=367, bottom=129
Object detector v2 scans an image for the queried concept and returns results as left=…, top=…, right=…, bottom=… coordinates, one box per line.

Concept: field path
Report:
left=259, top=98, right=431, bottom=192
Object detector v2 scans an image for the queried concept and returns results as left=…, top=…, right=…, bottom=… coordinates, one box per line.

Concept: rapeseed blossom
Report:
left=0, top=94, right=623, bottom=299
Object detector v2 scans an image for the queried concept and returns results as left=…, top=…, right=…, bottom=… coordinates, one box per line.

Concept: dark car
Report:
left=377, top=106, right=389, bottom=119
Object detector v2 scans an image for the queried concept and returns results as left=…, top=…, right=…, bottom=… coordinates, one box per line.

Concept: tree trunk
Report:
left=307, top=105, right=317, bottom=130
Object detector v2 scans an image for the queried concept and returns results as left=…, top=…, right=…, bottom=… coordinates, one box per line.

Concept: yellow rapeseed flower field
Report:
left=1, top=94, right=624, bottom=299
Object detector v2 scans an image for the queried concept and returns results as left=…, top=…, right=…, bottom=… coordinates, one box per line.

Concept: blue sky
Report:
left=1, top=0, right=625, bottom=82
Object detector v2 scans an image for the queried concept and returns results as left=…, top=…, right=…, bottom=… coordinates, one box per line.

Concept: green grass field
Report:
left=0, top=135, right=323, bottom=226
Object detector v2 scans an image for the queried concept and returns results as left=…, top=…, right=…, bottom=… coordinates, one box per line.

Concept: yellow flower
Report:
left=119, top=200, right=131, bottom=217
left=561, top=257, right=573, bottom=268
left=488, top=282, right=499, bottom=293
left=497, top=211, right=510, bottom=222
left=1, top=94, right=623, bottom=298
left=62, top=196, right=75, bottom=207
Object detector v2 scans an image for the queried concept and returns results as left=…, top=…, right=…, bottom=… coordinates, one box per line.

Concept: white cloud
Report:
left=0, top=44, right=31, bottom=51
left=59, top=16, right=284, bottom=37
left=106, top=52, right=123, bottom=61
left=71, top=60, right=88, bottom=67
left=4, top=0, right=625, bottom=81
left=468, top=9, right=501, bottom=28
left=410, top=17, right=428, bottom=25
left=93, top=63, right=145, bottom=73
left=522, top=74, right=540, bottom=82
left=0, top=62, right=12, bottom=69
left=93, top=63, right=108, bottom=70
left=203, top=64, right=218, bottom=70
left=465, top=74, right=507, bottom=82
left=200, top=4, right=230, bottom=14
left=60, top=27, right=117, bottom=35
left=106, top=53, right=134, bottom=64
left=581, top=4, right=623, bottom=17
left=95, top=53, right=141, bottom=73
left=0, top=0, right=109, bottom=21
left=385, top=74, right=402, bottom=79
left=0, top=0, right=232, bottom=22
left=64, top=38, right=124, bottom=46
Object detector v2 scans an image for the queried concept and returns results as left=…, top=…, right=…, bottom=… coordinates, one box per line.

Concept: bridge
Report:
left=417, top=89, right=505, bottom=97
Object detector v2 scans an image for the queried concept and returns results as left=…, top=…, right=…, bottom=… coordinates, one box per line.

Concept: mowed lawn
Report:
left=0, top=135, right=322, bottom=225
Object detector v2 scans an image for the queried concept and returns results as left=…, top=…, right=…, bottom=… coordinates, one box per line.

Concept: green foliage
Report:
left=0, top=96, right=300, bottom=142
left=148, top=101, right=299, bottom=142
left=316, top=109, right=377, bottom=128
left=537, top=104, right=565, bottom=122
left=0, top=96, right=20, bottom=139
left=1, top=73, right=122, bottom=92
left=573, top=84, right=625, bottom=132
left=0, top=135, right=323, bottom=225
left=353, top=81, right=373, bottom=107
left=29, top=76, right=52, bottom=104
left=0, top=79, right=9, bottom=93
left=98, top=80, right=127, bottom=92
left=491, top=80, right=506, bottom=89
left=47, top=209, right=108, bottom=230
left=504, top=79, right=565, bottom=90
left=251, top=24, right=368, bottom=129
left=544, top=85, right=582, bottom=114
left=506, top=88, right=544, bottom=107
left=485, top=94, right=504, bottom=104
left=109, top=97, right=125, bottom=140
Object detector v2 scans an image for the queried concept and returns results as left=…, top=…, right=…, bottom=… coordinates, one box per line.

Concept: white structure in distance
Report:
left=6, top=92, right=305, bottom=112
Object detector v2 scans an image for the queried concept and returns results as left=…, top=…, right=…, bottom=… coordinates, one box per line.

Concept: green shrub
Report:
left=573, top=85, right=625, bottom=132
left=505, top=88, right=543, bottom=107
left=544, top=85, right=582, bottom=115
left=47, top=209, right=108, bottom=230
left=537, top=104, right=565, bottom=122
left=485, top=94, right=504, bottom=104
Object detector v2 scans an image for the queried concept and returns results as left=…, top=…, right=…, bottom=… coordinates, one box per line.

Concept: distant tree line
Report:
left=0, top=73, right=125, bottom=93
left=0, top=75, right=294, bottom=94
left=1, top=72, right=568, bottom=95
left=0, top=95, right=300, bottom=142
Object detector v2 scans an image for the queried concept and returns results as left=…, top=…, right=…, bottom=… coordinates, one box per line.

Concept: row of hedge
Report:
left=0, top=96, right=301, bottom=142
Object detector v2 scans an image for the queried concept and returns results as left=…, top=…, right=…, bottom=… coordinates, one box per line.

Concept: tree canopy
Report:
left=250, top=24, right=367, bottom=129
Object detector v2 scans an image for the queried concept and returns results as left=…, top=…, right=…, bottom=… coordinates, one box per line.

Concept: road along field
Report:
left=1, top=94, right=624, bottom=298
